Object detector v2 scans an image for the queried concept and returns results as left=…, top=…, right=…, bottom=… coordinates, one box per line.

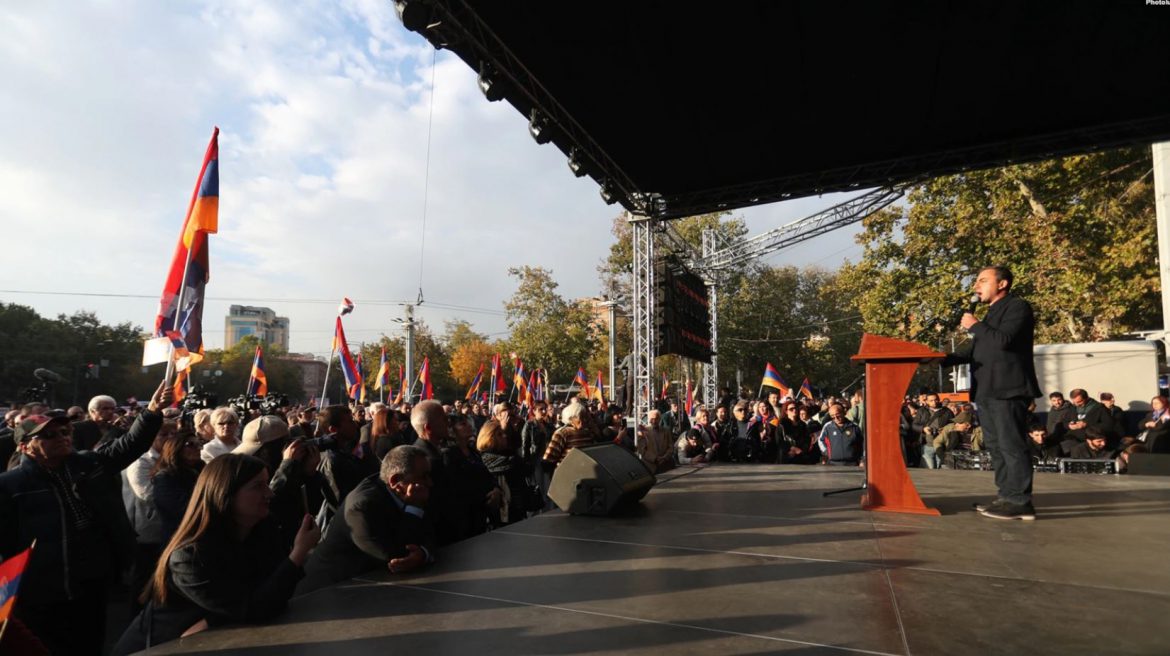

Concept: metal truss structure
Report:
left=629, top=186, right=908, bottom=420
left=630, top=215, right=656, bottom=426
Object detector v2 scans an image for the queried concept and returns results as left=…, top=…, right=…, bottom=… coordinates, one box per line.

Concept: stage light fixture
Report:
left=599, top=180, right=617, bottom=205
left=529, top=109, right=552, bottom=145
left=567, top=147, right=587, bottom=177
left=394, top=0, right=433, bottom=33
left=477, top=62, right=504, bottom=102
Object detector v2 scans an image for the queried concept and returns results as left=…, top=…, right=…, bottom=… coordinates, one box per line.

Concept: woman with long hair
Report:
left=114, top=453, right=320, bottom=654
left=151, top=429, right=205, bottom=545
left=440, top=414, right=500, bottom=542
left=476, top=419, right=527, bottom=526
left=371, top=405, right=409, bottom=461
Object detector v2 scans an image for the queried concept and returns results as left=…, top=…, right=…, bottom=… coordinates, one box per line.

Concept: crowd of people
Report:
left=1, top=378, right=1166, bottom=654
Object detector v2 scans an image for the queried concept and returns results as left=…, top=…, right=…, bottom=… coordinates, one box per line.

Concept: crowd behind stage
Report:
left=2, top=382, right=1168, bottom=654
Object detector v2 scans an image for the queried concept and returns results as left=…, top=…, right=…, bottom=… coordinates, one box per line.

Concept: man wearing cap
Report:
left=0, top=380, right=170, bottom=656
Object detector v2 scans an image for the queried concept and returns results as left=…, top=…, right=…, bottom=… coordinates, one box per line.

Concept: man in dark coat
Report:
left=298, top=445, right=435, bottom=592
left=0, top=381, right=169, bottom=655
left=1045, top=392, right=1077, bottom=441
left=947, top=266, right=1042, bottom=520
left=1066, top=388, right=1119, bottom=446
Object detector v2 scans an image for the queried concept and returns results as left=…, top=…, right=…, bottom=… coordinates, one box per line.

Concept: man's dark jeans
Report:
left=975, top=397, right=1033, bottom=506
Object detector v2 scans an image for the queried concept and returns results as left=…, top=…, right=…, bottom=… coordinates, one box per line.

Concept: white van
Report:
left=1033, top=340, right=1164, bottom=414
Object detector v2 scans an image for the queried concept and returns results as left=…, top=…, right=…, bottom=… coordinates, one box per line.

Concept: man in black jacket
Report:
left=0, top=381, right=169, bottom=655
left=298, top=444, right=435, bottom=592
left=1066, top=388, right=1119, bottom=446
left=947, top=266, right=1042, bottom=520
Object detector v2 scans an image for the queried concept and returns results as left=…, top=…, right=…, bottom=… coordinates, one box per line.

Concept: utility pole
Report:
left=397, top=304, right=418, bottom=397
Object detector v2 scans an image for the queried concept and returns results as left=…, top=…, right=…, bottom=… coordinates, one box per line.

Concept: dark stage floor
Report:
left=142, top=464, right=1170, bottom=655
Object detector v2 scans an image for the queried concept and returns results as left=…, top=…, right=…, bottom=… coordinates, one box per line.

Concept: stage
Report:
left=143, top=464, right=1170, bottom=655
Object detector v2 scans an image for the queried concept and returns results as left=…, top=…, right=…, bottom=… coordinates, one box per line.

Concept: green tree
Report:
left=839, top=147, right=1160, bottom=345
left=504, top=266, right=599, bottom=385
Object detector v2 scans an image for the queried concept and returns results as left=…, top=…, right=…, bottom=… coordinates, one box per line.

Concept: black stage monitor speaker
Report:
left=548, top=444, right=656, bottom=515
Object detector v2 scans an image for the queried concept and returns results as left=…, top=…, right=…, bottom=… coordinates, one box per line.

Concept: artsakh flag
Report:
left=465, top=364, right=484, bottom=400
left=247, top=346, right=267, bottom=396
left=375, top=347, right=391, bottom=391
left=153, top=128, right=218, bottom=369
left=574, top=368, right=591, bottom=399
left=418, top=357, right=433, bottom=400
left=333, top=317, right=361, bottom=400
left=0, top=546, right=33, bottom=622
left=799, top=377, right=814, bottom=400
left=338, top=297, right=355, bottom=316
left=761, top=362, right=790, bottom=395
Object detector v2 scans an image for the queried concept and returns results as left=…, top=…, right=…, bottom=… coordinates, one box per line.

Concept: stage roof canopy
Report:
left=398, top=1, right=1170, bottom=219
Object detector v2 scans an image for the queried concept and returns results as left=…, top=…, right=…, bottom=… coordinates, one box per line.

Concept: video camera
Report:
left=178, top=385, right=219, bottom=428
left=227, top=392, right=291, bottom=419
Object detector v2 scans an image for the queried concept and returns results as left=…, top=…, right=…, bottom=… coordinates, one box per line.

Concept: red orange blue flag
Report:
left=595, top=371, right=608, bottom=409
left=0, top=545, right=33, bottom=622
left=661, top=372, right=670, bottom=400
left=799, top=377, right=814, bottom=400
left=574, top=368, right=591, bottom=399
left=684, top=379, right=694, bottom=416
left=465, top=364, right=485, bottom=400
left=247, top=346, right=268, bottom=396
left=761, top=362, right=790, bottom=395
left=153, top=128, right=218, bottom=368
left=375, top=347, right=391, bottom=391
left=334, top=317, right=361, bottom=400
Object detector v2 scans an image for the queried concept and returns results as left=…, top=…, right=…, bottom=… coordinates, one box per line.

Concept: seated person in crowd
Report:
left=298, top=445, right=435, bottom=593
left=922, top=411, right=982, bottom=469
left=1066, top=428, right=1113, bottom=460
left=1065, top=388, right=1119, bottom=445
left=113, top=454, right=320, bottom=654
left=1025, top=424, right=1061, bottom=461
left=1130, top=395, right=1170, bottom=454
left=1046, top=392, right=1077, bottom=442
left=636, top=409, right=676, bottom=473
left=675, top=427, right=713, bottom=464
left=727, top=401, right=758, bottom=462
left=1099, top=392, right=1126, bottom=440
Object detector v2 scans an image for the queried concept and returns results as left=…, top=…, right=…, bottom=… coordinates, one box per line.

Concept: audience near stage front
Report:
left=6, top=376, right=1169, bottom=654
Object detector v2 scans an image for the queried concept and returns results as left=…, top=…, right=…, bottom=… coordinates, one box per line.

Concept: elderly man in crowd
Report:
left=298, top=444, right=435, bottom=592
left=72, top=394, right=128, bottom=451
left=636, top=409, right=675, bottom=473
left=0, top=381, right=170, bottom=656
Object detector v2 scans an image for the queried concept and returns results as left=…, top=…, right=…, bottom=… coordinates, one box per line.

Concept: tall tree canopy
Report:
left=839, top=146, right=1160, bottom=344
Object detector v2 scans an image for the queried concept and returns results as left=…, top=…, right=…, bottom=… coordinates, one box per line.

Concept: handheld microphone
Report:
left=966, top=293, right=980, bottom=314
left=34, top=368, right=63, bottom=383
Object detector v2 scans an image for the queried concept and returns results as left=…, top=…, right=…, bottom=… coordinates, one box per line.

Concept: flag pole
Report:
left=320, top=346, right=336, bottom=407
left=162, top=244, right=197, bottom=387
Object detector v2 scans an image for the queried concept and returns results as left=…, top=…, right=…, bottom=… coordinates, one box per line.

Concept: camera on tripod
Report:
left=227, top=392, right=290, bottom=418
left=178, top=385, right=219, bottom=428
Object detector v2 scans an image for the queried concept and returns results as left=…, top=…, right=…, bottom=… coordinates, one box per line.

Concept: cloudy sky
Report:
left=1, top=1, right=865, bottom=358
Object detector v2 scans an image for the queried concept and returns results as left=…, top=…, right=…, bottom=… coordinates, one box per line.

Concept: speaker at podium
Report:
left=548, top=444, right=656, bottom=515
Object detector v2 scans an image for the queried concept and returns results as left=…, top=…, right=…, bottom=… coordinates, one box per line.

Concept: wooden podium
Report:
left=850, top=334, right=945, bottom=516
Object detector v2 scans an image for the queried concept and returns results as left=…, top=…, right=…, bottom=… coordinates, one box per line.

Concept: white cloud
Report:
left=0, top=0, right=860, bottom=362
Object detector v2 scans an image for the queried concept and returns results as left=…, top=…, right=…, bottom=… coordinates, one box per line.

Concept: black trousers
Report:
left=976, top=397, right=1034, bottom=506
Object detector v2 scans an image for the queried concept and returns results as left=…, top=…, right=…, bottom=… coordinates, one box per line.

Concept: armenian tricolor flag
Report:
left=334, top=317, right=361, bottom=400
left=355, top=353, right=367, bottom=404
left=465, top=364, right=485, bottom=400
left=153, top=128, right=218, bottom=372
left=684, top=379, right=694, bottom=416
left=761, top=362, right=790, bottom=395
left=247, top=346, right=267, bottom=396
left=799, top=377, right=814, bottom=400
left=574, top=368, right=591, bottom=399
left=0, top=545, right=33, bottom=622
left=375, top=347, right=391, bottom=391
left=531, top=369, right=545, bottom=402
left=660, top=372, right=670, bottom=400
left=172, top=368, right=189, bottom=404
left=595, top=371, right=608, bottom=409
left=392, top=365, right=406, bottom=404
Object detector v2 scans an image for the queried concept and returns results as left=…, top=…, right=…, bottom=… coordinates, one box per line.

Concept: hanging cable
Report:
left=416, top=47, right=438, bottom=305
